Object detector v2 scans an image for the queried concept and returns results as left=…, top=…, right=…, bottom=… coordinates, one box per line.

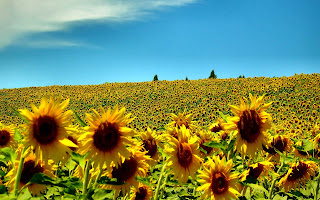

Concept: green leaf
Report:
left=8, top=106, right=29, bottom=124
left=290, top=190, right=304, bottom=198
left=17, top=187, right=32, bottom=199
left=135, top=176, right=153, bottom=187
left=65, top=159, right=77, bottom=172
left=227, top=138, right=236, bottom=152
left=73, top=110, right=87, bottom=127
left=98, top=176, right=125, bottom=185
left=14, top=128, right=23, bottom=142
left=0, top=169, right=6, bottom=177
left=246, top=183, right=268, bottom=194
left=29, top=173, right=55, bottom=185
left=0, top=147, right=17, bottom=164
left=302, top=139, right=314, bottom=152
left=70, top=152, right=87, bottom=170
left=199, top=147, right=207, bottom=155
left=0, top=185, right=7, bottom=194
left=242, top=176, right=258, bottom=184
left=92, top=189, right=114, bottom=200
left=203, top=141, right=226, bottom=150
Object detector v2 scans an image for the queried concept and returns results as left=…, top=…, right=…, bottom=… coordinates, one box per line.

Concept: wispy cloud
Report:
left=18, top=39, right=103, bottom=49
left=0, top=0, right=197, bottom=49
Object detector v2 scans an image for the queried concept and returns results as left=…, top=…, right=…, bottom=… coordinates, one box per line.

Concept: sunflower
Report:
left=224, top=94, right=273, bottom=157
left=77, top=105, right=136, bottom=169
left=19, top=97, right=77, bottom=163
left=129, top=183, right=152, bottom=200
left=197, top=156, right=240, bottom=200
left=6, top=152, right=56, bottom=196
left=0, top=122, right=16, bottom=148
left=293, top=140, right=309, bottom=159
left=167, top=111, right=198, bottom=131
left=278, top=160, right=317, bottom=192
left=139, top=127, right=160, bottom=166
left=165, top=125, right=202, bottom=183
left=209, top=118, right=226, bottom=133
left=314, top=133, right=320, bottom=150
left=103, top=145, right=151, bottom=197
left=240, top=161, right=274, bottom=182
left=263, top=134, right=292, bottom=162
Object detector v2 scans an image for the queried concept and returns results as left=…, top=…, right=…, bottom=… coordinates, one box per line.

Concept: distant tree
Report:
left=238, top=75, right=245, bottom=78
left=185, top=76, right=189, bottom=81
left=153, top=74, right=159, bottom=81
left=209, top=70, right=217, bottom=79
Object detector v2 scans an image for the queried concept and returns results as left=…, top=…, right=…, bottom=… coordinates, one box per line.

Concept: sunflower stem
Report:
left=93, top=168, right=103, bottom=188
left=315, top=169, right=320, bottom=200
left=268, top=158, right=284, bottom=200
left=154, top=162, right=167, bottom=200
left=82, top=160, right=91, bottom=198
left=14, top=147, right=26, bottom=197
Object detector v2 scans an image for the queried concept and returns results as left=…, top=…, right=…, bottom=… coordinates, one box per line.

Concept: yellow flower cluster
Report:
left=0, top=73, right=319, bottom=199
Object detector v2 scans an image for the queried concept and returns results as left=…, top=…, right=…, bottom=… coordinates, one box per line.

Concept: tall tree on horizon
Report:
left=209, top=70, right=217, bottom=79
left=153, top=74, right=159, bottom=81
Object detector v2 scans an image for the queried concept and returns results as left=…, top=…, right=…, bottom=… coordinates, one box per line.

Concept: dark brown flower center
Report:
left=211, top=172, right=229, bottom=194
left=20, top=160, right=44, bottom=184
left=0, top=130, right=10, bottom=146
left=177, top=143, right=193, bottom=168
left=248, top=163, right=264, bottom=179
left=143, top=139, right=157, bottom=158
left=287, top=161, right=308, bottom=181
left=263, top=137, right=288, bottom=155
left=112, top=158, right=138, bottom=183
left=135, top=186, right=148, bottom=200
left=93, top=122, right=120, bottom=152
left=238, top=110, right=261, bottom=143
left=210, top=124, right=222, bottom=133
left=272, top=137, right=287, bottom=153
left=67, top=136, right=78, bottom=151
left=33, top=116, right=58, bottom=145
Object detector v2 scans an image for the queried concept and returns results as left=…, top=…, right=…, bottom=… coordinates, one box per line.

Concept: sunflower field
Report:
left=0, top=73, right=319, bottom=200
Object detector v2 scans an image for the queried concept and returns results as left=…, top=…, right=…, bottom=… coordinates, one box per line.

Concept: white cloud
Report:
left=0, top=0, right=196, bottom=49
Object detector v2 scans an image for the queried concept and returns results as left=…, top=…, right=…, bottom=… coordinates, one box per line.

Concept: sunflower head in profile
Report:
left=139, top=127, right=160, bottom=166
left=293, top=140, right=310, bottom=159
left=19, top=97, right=77, bottom=164
left=209, top=118, right=226, bottom=133
left=197, top=130, right=217, bottom=158
left=197, top=156, right=240, bottom=200
left=129, top=183, right=152, bottom=200
left=102, top=144, right=151, bottom=197
left=6, top=153, right=56, bottom=196
left=77, top=105, right=136, bottom=169
left=263, top=134, right=292, bottom=162
left=165, top=125, right=202, bottom=183
left=240, top=161, right=274, bottom=182
left=278, top=160, right=317, bottom=192
left=0, top=122, right=16, bottom=148
left=224, top=94, right=273, bottom=158
left=167, top=111, right=197, bottom=131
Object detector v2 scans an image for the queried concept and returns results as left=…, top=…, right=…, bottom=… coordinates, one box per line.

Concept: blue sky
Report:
left=0, top=0, right=319, bottom=89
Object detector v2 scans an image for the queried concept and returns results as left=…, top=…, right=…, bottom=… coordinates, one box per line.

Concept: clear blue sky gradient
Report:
left=0, top=0, right=319, bottom=89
